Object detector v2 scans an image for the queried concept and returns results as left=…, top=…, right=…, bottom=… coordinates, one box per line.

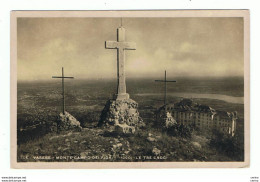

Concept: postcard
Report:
left=10, top=10, right=250, bottom=168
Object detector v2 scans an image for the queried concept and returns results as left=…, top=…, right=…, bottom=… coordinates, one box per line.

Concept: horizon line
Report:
left=17, top=76, right=244, bottom=82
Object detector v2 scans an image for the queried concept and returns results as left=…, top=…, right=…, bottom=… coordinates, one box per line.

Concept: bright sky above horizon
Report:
left=17, top=17, right=244, bottom=81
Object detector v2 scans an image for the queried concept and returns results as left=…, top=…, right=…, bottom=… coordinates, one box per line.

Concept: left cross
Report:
left=52, top=67, right=74, bottom=114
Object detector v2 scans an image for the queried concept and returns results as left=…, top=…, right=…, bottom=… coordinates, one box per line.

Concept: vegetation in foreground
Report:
left=17, top=122, right=244, bottom=162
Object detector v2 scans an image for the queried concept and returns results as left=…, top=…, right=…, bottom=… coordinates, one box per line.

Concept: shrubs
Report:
left=165, top=124, right=193, bottom=138
left=17, top=110, right=58, bottom=144
left=209, top=129, right=244, bottom=161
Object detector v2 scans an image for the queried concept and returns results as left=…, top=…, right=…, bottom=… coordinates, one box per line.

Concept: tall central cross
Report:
left=105, top=26, right=136, bottom=100
left=155, top=70, right=177, bottom=106
left=52, top=67, right=74, bottom=114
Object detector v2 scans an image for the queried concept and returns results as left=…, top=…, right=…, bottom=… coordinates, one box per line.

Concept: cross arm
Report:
left=155, top=80, right=176, bottom=82
left=105, top=41, right=118, bottom=49
left=123, top=42, right=136, bottom=50
left=52, top=76, right=74, bottom=79
left=105, top=41, right=136, bottom=50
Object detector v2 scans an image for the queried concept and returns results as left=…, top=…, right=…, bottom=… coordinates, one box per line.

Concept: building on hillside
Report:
left=157, top=99, right=237, bottom=136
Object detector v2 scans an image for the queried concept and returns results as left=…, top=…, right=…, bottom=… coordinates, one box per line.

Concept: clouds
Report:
left=17, top=17, right=244, bottom=80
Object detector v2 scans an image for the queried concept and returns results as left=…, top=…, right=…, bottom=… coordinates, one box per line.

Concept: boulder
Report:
left=152, top=147, right=161, bottom=156
left=115, top=124, right=136, bottom=134
left=147, top=137, right=157, bottom=142
left=147, top=133, right=157, bottom=142
left=192, top=142, right=201, bottom=149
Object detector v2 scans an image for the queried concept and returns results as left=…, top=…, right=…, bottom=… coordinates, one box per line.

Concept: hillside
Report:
left=17, top=126, right=241, bottom=162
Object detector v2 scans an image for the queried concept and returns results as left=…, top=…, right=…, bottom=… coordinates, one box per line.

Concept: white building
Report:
left=159, top=99, right=237, bottom=136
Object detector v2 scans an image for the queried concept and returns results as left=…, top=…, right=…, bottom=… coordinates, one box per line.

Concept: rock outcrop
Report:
left=57, top=112, right=82, bottom=131
left=152, top=147, right=161, bottom=156
left=99, top=99, right=145, bottom=134
left=156, top=105, right=177, bottom=129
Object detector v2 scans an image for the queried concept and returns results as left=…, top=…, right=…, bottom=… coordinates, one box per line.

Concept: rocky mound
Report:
left=156, top=105, right=177, bottom=129
left=99, top=99, right=145, bottom=134
left=58, top=111, right=82, bottom=131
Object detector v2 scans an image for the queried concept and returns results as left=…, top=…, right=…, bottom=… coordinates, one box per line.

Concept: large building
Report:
left=157, top=99, right=237, bottom=136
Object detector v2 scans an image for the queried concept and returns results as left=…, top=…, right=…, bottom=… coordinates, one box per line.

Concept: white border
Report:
left=10, top=10, right=250, bottom=169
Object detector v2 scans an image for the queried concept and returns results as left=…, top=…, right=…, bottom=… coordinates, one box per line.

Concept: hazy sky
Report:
left=17, top=17, right=244, bottom=81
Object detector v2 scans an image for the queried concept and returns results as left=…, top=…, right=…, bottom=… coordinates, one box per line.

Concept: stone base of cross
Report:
left=99, top=99, right=145, bottom=134
left=113, top=93, right=129, bottom=100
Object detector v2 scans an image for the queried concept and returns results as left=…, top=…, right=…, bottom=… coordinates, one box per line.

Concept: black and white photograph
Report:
left=10, top=10, right=249, bottom=168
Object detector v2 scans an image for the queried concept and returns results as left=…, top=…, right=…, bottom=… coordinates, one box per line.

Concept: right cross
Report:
left=155, top=70, right=177, bottom=106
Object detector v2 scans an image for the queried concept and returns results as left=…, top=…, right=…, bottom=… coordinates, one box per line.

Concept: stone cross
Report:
left=155, top=70, right=176, bottom=106
left=105, top=26, right=136, bottom=100
left=52, top=67, right=74, bottom=114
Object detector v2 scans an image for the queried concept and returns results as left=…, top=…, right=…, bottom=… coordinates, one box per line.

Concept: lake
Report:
left=135, top=92, right=244, bottom=104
